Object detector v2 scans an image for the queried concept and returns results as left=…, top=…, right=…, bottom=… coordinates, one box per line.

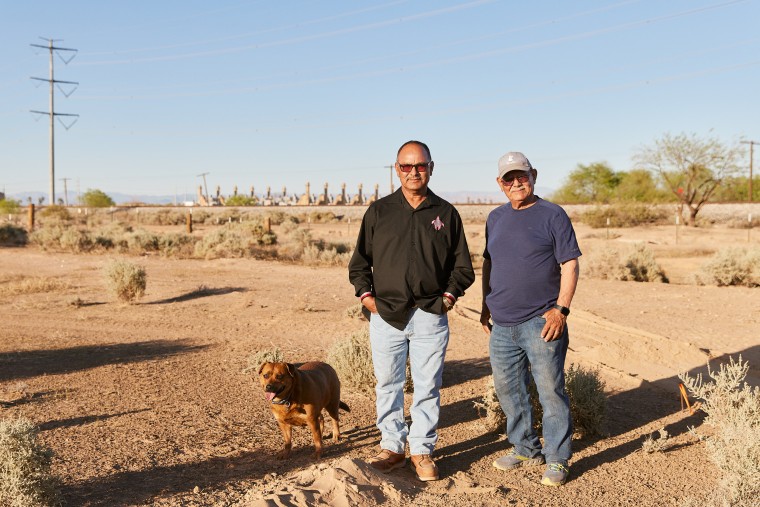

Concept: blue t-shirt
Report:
left=483, top=198, right=581, bottom=326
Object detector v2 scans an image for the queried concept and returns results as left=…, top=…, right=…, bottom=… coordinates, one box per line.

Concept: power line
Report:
left=30, top=37, right=79, bottom=206
left=740, top=140, right=758, bottom=202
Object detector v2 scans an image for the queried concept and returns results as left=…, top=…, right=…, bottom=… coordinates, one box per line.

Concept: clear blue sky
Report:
left=1, top=0, right=758, bottom=203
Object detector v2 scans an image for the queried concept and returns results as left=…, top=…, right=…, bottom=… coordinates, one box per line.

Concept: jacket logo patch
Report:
left=432, top=216, right=444, bottom=231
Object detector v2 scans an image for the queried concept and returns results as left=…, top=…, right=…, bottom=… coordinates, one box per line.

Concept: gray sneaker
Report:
left=492, top=449, right=545, bottom=471
left=541, top=462, right=570, bottom=486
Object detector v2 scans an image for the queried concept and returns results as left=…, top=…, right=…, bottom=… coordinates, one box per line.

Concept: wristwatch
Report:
left=554, top=304, right=570, bottom=316
left=442, top=297, right=454, bottom=311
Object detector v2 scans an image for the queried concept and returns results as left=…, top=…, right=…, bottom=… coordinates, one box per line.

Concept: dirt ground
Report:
left=1, top=208, right=759, bottom=506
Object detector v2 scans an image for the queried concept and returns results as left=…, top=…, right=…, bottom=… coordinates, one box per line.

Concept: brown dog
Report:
left=258, top=361, right=350, bottom=460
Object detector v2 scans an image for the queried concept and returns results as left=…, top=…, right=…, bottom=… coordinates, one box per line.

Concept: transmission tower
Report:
left=30, top=37, right=79, bottom=206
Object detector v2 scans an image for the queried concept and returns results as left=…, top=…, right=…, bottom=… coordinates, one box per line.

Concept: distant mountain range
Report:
left=7, top=187, right=554, bottom=206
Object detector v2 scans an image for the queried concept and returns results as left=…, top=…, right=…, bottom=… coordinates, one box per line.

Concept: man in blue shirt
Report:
left=480, top=151, right=581, bottom=486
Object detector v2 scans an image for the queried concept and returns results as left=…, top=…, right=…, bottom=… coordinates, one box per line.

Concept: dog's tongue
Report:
left=265, top=392, right=276, bottom=402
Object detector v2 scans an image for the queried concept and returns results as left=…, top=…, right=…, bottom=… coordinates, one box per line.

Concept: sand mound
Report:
left=234, top=457, right=502, bottom=506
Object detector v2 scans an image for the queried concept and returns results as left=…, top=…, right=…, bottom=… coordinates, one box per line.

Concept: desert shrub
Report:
left=579, top=203, right=667, bottom=228
left=194, top=229, right=248, bottom=259
left=0, top=224, right=28, bottom=246
left=103, top=259, right=146, bottom=303
left=345, top=303, right=364, bottom=319
left=0, top=418, right=60, bottom=507
left=59, top=228, right=93, bottom=253
left=38, top=205, right=71, bottom=223
left=641, top=428, right=672, bottom=453
left=156, top=233, right=197, bottom=258
left=124, top=230, right=160, bottom=253
left=679, top=356, right=760, bottom=506
left=244, top=347, right=285, bottom=374
left=28, top=225, right=65, bottom=250
left=477, top=364, right=607, bottom=438
left=695, top=247, right=760, bottom=287
left=584, top=243, right=668, bottom=283
left=144, top=209, right=187, bottom=226
left=303, top=211, right=339, bottom=224
left=326, top=328, right=376, bottom=393
left=565, top=364, right=607, bottom=437
left=276, top=227, right=312, bottom=260
left=302, top=242, right=353, bottom=267
left=473, top=376, right=507, bottom=433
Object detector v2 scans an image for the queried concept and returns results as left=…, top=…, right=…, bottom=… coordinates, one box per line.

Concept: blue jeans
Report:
left=369, top=309, right=449, bottom=456
left=489, top=315, right=572, bottom=465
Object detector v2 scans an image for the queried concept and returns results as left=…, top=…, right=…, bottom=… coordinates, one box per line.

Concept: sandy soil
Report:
left=1, top=212, right=759, bottom=507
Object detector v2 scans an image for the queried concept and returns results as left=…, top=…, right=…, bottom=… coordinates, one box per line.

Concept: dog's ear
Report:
left=258, top=362, right=269, bottom=375
left=286, top=363, right=297, bottom=377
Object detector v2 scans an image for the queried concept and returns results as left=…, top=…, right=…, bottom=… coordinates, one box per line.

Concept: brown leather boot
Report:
left=411, top=454, right=439, bottom=481
left=367, top=449, right=406, bottom=473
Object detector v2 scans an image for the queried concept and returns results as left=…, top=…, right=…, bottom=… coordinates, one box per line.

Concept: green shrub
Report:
left=0, top=418, right=60, bottom=507
left=103, top=259, right=146, bottom=303
left=0, top=224, right=28, bottom=246
left=679, top=357, right=760, bottom=505
left=225, top=194, right=258, bottom=206
left=0, top=199, right=21, bottom=215
left=696, top=247, right=760, bottom=287
left=579, top=203, right=667, bottom=228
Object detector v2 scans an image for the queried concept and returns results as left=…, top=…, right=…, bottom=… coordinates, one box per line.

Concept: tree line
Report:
left=550, top=132, right=756, bottom=226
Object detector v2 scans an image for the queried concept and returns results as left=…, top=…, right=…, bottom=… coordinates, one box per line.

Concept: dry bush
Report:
left=345, top=303, right=364, bottom=319
left=28, top=225, right=65, bottom=251
left=565, top=364, right=607, bottom=437
left=0, top=418, right=60, bottom=507
left=38, top=205, right=71, bottom=223
left=244, top=347, right=285, bottom=374
left=326, top=328, right=376, bottom=393
left=477, top=364, right=607, bottom=438
left=0, top=277, right=71, bottom=297
left=473, top=376, right=507, bottom=433
left=59, top=228, right=94, bottom=253
left=0, top=224, right=28, bottom=246
left=103, top=259, right=147, bottom=303
left=641, top=428, right=671, bottom=453
left=679, top=356, right=760, bottom=506
left=302, top=242, right=353, bottom=267
left=695, top=247, right=760, bottom=287
left=578, top=203, right=668, bottom=228
left=194, top=224, right=276, bottom=259
left=584, top=243, right=668, bottom=283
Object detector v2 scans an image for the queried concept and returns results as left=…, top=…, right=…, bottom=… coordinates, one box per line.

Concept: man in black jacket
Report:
left=348, top=140, right=474, bottom=481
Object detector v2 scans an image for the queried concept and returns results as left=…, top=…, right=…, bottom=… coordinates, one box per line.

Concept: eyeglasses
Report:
left=502, top=174, right=530, bottom=186
left=398, top=162, right=431, bottom=173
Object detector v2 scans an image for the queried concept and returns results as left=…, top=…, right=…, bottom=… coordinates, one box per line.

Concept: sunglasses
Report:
left=398, top=163, right=431, bottom=173
left=502, top=174, right=530, bottom=186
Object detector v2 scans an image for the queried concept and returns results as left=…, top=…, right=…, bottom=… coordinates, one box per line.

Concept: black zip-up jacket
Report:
left=348, top=188, right=475, bottom=330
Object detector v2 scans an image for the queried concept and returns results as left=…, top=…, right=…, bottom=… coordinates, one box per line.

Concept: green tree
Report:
left=551, top=162, right=620, bottom=204
left=614, top=169, right=672, bottom=202
left=224, top=194, right=258, bottom=206
left=0, top=198, right=21, bottom=214
left=634, top=132, right=744, bottom=226
left=81, top=189, right=115, bottom=208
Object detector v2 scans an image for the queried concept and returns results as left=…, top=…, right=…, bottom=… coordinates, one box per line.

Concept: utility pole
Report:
left=30, top=38, right=79, bottom=206
left=59, top=177, right=70, bottom=206
left=741, top=140, right=758, bottom=202
left=197, top=172, right=210, bottom=204
left=384, top=165, right=395, bottom=194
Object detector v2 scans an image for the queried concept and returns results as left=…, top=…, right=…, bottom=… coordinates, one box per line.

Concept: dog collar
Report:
left=270, top=397, right=291, bottom=407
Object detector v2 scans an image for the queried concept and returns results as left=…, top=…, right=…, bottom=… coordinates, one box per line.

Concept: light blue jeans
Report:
left=489, top=315, right=572, bottom=465
left=369, top=309, right=449, bottom=456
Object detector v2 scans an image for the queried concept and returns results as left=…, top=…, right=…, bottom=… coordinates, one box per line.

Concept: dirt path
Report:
left=1, top=239, right=758, bottom=506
